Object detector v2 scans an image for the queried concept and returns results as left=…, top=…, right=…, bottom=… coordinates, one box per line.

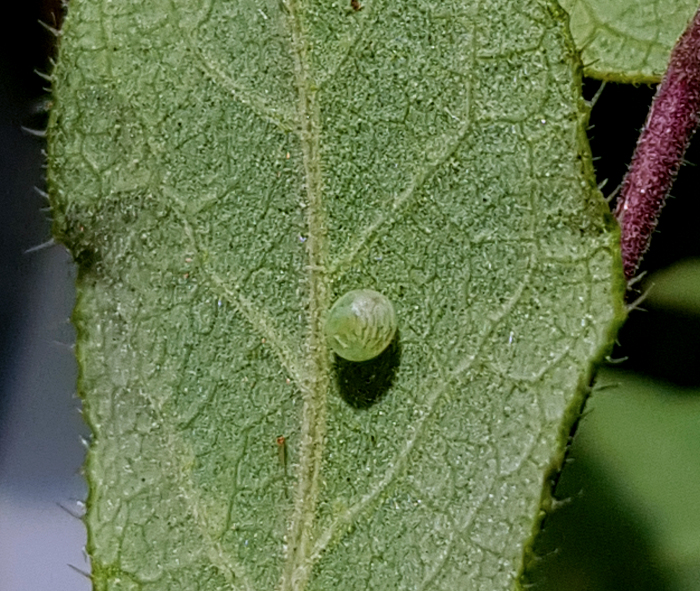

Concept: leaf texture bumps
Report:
left=48, top=1, right=624, bottom=590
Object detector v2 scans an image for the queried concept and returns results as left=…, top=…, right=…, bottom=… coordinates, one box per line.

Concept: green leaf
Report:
left=582, top=369, right=700, bottom=589
left=560, top=0, right=698, bottom=82
left=644, top=258, right=700, bottom=316
left=48, top=0, right=625, bottom=589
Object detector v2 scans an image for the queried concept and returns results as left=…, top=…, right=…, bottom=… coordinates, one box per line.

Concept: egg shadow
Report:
left=334, top=330, right=402, bottom=409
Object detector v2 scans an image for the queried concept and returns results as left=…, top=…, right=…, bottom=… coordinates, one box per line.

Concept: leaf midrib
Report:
left=278, top=2, right=331, bottom=590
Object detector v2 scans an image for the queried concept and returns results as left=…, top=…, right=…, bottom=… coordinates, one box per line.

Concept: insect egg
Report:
left=325, top=289, right=397, bottom=362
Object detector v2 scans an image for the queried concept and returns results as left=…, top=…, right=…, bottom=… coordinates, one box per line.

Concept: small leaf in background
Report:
left=47, top=1, right=624, bottom=589
left=560, top=0, right=698, bottom=82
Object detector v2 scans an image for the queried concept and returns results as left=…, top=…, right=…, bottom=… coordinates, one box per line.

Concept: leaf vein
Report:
left=135, top=388, right=258, bottom=591
left=329, top=115, right=474, bottom=280
left=278, top=2, right=332, bottom=590
left=172, top=203, right=308, bottom=388
left=189, top=35, right=298, bottom=133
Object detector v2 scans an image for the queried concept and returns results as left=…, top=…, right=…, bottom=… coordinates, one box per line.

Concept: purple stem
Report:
left=615, top=8, right=700, bottom=281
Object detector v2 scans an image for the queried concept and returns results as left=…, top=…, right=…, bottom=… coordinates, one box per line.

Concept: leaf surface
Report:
left=48, top=0, right=624, bottom=589
left=560, top=0, right=698, bottom=82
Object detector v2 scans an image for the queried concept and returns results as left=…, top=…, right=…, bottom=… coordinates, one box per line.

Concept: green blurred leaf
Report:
left=583, top=369, right=700, bottom=589
left=560, top=0, right=697, bottom=82
left=47, top=1, right=624, bottom=589
left=645, top=258, right=700, bottom=316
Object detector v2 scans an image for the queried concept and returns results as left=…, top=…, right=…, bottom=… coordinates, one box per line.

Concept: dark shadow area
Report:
left=615, top=306, right=700, bottom=388
left=582, top=80, right=656, bottom=203
left=334, top=330, right=401, bottom=409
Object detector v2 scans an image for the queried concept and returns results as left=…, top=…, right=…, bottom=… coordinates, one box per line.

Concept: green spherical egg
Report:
left=325, top=289, right=397, bottom=362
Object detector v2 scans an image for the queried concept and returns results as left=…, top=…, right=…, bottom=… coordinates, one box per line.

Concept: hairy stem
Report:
left=615, top=8, right=700, bottom=281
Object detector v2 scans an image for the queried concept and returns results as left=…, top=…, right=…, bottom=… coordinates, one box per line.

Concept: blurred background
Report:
left=0, top=2, right=698, bottom=590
